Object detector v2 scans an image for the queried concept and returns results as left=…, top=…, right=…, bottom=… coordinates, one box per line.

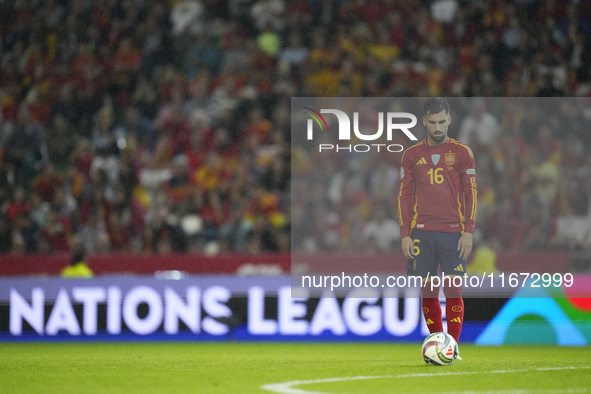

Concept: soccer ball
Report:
left=422, top=332, right=458, bottom=366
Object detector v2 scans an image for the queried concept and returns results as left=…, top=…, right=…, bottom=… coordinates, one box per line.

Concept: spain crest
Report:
left=445, top=153, right=455, bottom=166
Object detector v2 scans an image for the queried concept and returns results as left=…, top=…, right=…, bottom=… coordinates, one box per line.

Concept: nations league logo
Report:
left=302, top=107, right=419, bottom=153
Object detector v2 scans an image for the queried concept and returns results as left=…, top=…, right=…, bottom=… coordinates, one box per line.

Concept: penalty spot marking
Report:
left=261, top=366, right=590, bottom=394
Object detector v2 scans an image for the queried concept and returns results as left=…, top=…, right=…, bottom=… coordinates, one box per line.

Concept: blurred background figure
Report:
left=61, top=243, right=93, bottom=278
left=362, top=204, right=400, bottom=253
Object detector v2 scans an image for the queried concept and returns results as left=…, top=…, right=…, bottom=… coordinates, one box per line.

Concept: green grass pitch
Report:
left=1, top=343, right=590, bottom=394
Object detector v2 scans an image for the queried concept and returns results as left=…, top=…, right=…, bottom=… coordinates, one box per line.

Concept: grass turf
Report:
left=0, top=343, right=590, bottom=394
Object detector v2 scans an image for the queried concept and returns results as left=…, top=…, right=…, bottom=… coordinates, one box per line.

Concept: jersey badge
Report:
left=431, top=154, right=440, bottom=165
left=445, top=153, right=455, bottom=166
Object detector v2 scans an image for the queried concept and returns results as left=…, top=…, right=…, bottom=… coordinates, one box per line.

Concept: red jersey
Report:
left=398, top=138, right=477, bottom=238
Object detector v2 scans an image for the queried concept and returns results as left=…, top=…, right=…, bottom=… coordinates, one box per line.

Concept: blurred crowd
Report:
left=0, top=0, right=590, bottom=256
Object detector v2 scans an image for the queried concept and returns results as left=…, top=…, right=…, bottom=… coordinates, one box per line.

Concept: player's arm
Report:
left=398, top=150, right=415, bottom=260
left=458, top=146, right=477, bottom=260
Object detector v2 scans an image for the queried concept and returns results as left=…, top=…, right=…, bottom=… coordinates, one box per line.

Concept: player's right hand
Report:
left=401, top=236, right=415, bottom=260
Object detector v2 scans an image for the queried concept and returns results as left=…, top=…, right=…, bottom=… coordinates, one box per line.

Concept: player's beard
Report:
left=429, top=130, right=446, bottom=143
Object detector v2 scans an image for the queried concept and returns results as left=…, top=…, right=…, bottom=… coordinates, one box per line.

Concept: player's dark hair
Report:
left=423, top=97, right=450, bottom=117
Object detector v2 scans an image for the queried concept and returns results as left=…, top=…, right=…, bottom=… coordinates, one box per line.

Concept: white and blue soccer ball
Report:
left=422, top=332, right=458, bottom=366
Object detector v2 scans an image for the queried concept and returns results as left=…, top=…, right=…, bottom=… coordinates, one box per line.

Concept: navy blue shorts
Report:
left=407, top=229, right=465, bottom=278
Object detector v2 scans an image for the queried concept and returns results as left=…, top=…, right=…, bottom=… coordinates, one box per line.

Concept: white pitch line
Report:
left=260, top=366, right=590, bottom=394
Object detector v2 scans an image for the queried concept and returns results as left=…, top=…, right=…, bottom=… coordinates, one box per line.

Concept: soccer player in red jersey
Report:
left=398, top=97, right=477, bottom=358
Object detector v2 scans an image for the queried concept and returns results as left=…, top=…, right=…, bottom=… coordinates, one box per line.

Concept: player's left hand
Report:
left=457, top=232, right=473, bottom=260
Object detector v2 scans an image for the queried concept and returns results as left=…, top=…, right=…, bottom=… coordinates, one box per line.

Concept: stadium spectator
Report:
left=362, top=204, right=400, bottom=253
left=246, top=213, right=280, bottom=253
left=106, top=211, right=130, bottom=252
left=171, top=0, right=204, bottom=37
left=79, top=207, right=108, bottom=254
left=29, top=191, right=50, bottom=229
left=42, top=206, right=72, bottom=252
left=261, top=156, right=289, bottom=193
left=3, top=186, right=30, bottom=223
left=280, top=32, right=308, bottom=67
left=91, top=106, right=118, bottom=155
left=32, top=163, right=62, bottom=202
left=457, top=98, right=499, bottom=153
left=0, top=215, right=12, bottom=253
left=251, top=0, right=285, bottom=32
left=3, top=106, right=47, bottom=186
left=51, top=186, right=78, bottom=222
left=49, top=84, right=79, bottom=129
left=184, top=33, right=223, bottom=78
left=114, top=106, right=154, bottom=150
left=61, top=247, right=93, bottom=278
left=13, top=211, right=41, bottom=253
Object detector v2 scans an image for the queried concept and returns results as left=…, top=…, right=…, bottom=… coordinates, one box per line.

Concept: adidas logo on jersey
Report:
left=449, top=317, right=462, bottom=323
left=416, top=157, right=427, bottom=165
left=454, top=265, right=464, bottom=272
left=426, top=319, right=434, bottom=325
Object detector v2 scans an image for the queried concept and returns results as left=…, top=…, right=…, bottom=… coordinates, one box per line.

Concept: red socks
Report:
left=421, top=283, right=443, bottom=334
left=443, top=282, right=464, bottom=343
left=421, top=279, right=464, bottom=343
